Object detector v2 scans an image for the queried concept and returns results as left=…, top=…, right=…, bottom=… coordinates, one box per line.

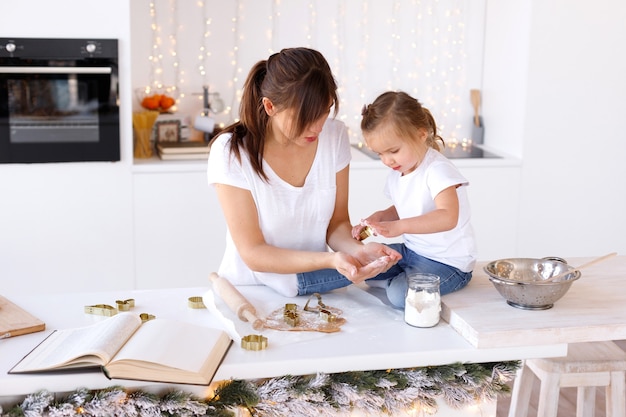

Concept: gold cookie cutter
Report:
left=84, top=304, right=117, bottom=317
left=283, top=303, right=300, bottom=327
left=187, top=296, right=206, bottom=309
left=304, top=293, right=338, bottom=322
left=85, top=298, right=136, bottom=316
left=241, top=334, right=268, bottom=351
left=115, top=299, right=135, bottom=311
left=140, top=313, right=156, bottom=322
left=359, top=225, right=373, bottom=240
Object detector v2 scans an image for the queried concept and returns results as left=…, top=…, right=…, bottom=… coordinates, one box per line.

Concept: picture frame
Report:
left=155, top=120, right=181, bottom=143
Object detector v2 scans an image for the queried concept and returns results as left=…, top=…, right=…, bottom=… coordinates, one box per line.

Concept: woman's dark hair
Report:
left=221, top=48, right=338, bottom=181
left=361, top=91, right=444, bottom=151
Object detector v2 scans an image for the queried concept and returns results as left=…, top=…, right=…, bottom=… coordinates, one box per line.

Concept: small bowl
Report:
left=135, top=86, right=177, bottom=113
left=484, top=258, right=581, bottom=310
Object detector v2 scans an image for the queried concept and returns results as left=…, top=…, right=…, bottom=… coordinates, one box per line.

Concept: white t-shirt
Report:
left=207, top=118, right=351, bottom=285
left=384, top=148, right=477, bottom=272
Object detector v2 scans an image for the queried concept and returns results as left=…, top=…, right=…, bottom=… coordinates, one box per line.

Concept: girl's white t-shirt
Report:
left=384, top=148, right=477, bottom=272
left=207, top=118, right=351, bottom=285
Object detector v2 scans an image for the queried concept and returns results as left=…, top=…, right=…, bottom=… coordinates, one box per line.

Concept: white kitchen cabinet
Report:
left=132, top=168, right=226, bottom=289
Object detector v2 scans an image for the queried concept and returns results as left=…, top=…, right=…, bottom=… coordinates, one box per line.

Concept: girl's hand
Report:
left=364, top=220, right=402, bottom=238
left=351, top=215, right=383, bottom=240
left=351, top=223, right=370, bottom=240
left=352, top=207, right=399, bottom=240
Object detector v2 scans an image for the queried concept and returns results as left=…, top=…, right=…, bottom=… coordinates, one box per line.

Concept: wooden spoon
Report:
left=542, top=252, right=617, bottom=283
left=470, top=89, right=481, bottom=127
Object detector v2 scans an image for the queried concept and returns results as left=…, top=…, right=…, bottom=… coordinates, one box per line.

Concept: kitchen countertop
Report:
left=0, top=284, right=563, bottom=400
left=441, top=255, right=626, bottom=348
left=6, top=257, right=616, bottom=401
left=132, top=143, right=521, bottom=173
left=349, top=142, right=520, bottom=169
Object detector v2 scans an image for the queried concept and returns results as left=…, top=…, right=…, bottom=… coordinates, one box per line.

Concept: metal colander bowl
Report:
left=483, top=258, right=581, bottom=310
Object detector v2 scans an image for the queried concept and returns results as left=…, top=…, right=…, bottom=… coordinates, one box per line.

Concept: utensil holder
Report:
left=471, top=116, right=484, bottom=144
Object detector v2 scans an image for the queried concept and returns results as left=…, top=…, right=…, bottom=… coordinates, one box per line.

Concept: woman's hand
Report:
left=337, top=242, right=401, bottom=284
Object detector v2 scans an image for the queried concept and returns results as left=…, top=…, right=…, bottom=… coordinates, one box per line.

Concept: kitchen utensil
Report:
left=209, top=272, right=264, bottom=330
left=542, top=252, right=617, bottom=283
left=470, top=89, right=484, bottom=144
left=483, top=257, right=581, bottom=310
left=470, top=89, right=481, bottom=126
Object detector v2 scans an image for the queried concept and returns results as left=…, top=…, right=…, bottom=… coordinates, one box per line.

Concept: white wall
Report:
left=483, top=0, right=626, bottom=257
left=0, top=1, right=136, bottom=293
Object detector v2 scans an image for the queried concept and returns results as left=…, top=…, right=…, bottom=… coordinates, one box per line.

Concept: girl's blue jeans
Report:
left=297, top=243, right=472, bottom=308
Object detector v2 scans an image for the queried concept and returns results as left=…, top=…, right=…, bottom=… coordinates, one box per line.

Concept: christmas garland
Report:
left=0, top=361, right=520, bottom=417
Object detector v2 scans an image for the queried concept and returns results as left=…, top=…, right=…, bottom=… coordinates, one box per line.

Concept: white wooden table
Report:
left=0, top=284, right=565, bottom=405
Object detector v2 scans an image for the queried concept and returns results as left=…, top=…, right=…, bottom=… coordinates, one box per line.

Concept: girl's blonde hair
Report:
left=361, top=91, right=444, bottom=152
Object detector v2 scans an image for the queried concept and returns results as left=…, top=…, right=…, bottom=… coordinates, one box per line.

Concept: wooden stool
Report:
left=508, top=341, right=626, bottom=417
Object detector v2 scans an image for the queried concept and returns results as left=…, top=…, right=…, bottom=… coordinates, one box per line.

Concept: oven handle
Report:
left=0, top=67, right=112, bottom=74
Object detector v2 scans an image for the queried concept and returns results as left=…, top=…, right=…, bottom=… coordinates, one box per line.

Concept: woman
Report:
left=207, top=47, right=400, bottom=297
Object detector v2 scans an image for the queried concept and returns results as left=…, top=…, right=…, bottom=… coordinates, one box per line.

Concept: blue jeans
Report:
left=297, top=269, right=353, bottom=296
left=369, top=243, right=472, bottom=308
left=297, top=243, right=472, bottom=308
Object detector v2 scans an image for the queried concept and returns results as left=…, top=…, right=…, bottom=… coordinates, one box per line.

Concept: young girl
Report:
left=353, top=91, right=477, bottom=308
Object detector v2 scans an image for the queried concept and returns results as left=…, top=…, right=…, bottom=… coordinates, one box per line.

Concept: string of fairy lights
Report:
left=229, top=0, right=243, bottom=121
left=143, top=0, right=478, bottom=142
left=166, top=0, right=180, bottom=99
left=147, top=0, right=162, bottom=89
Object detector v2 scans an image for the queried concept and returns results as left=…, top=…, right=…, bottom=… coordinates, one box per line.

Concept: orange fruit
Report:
left=160, top=95, right=175, bottom=110
left=141, top=95, right=161, bottom=110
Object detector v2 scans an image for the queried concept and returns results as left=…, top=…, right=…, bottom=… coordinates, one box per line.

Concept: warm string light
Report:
left=228, top=0, right=243, bottom=122
left=148, top=0, right=163, bottom=89
left=306, top=1, right=316, bottom=46
left=357, top=3, right=369, bottom=101
left=347, top=2, right=370, bottom=142
left=198, top=0, right=211, bottom=110
left=270, top=0, right=280, bottom=53
left=167, top=0, right=181, bottom=99
left=198, top=8, right=208, bottom=83
left=391, top=0, right=401, bottom=88
left=334, top=2, right=348, bottom=127
left=143, top=0, right=477, bottom=140
left=146, top=0, right=181, bottom=109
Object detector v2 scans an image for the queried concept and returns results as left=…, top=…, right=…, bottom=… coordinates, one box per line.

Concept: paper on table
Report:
left=204, top=284, right=403, bottom=349
left=203, top=290, right=242, bottom=345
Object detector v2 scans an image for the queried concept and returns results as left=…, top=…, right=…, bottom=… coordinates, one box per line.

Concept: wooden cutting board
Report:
left=0, top=295, right=45, bottom=338
left=441, top=256, right=626, bottom=348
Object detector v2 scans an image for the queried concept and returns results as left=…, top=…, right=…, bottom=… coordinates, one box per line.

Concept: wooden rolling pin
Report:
left=209, top=272, right=264, bottom=330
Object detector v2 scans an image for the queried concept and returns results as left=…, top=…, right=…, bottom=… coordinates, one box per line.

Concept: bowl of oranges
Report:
left=135, top=86, right=177, bottom=113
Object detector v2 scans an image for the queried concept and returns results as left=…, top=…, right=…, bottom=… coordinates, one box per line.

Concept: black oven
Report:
left=0, top=38, right=120, bottom=163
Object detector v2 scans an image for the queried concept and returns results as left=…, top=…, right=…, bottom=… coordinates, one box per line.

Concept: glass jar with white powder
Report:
left=404, top=273, right=441, bottom=327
